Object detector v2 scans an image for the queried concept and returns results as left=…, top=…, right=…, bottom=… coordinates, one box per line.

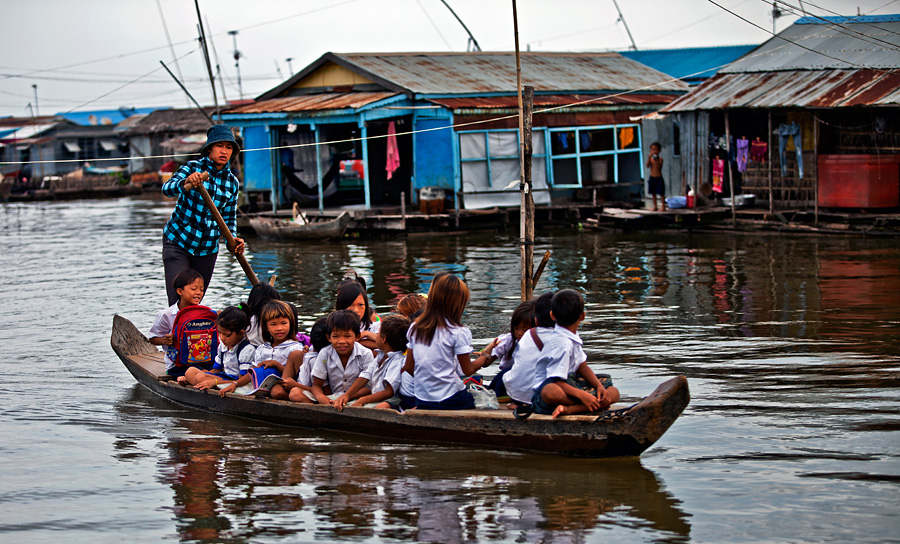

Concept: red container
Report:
left=817, top=154, right=900, bottom=208
left=686, top=194, right=695, bottom=208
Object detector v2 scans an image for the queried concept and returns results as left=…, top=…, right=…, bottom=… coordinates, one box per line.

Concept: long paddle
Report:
left=195, top=172, right=260, bottom=286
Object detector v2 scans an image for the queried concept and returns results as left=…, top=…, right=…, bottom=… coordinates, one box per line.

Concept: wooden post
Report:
left=813, top=114, right=818, bottom=225
left=725, top=110, right=736, bottom=223
left=194, top=1, right=220, bottom=120
left=768, top=111, right=774, bottom=214
left=512, top=0, right=533, bottom=301
left=400, top=190, right=406, bottom=230
left=523, top=86, right=535, bottom=301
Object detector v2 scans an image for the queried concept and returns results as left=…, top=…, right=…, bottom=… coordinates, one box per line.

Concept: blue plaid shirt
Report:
left=162, top=157, right=239, bottom=256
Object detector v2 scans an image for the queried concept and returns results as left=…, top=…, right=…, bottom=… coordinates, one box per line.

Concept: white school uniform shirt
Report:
left=409, top=321, right=473, bottom=403
left=361, top=350, right=405, bottom=395
left=504, top=326, right=555, bottom=404
left=530, top=325, right=586, bottom=392
left=311, top=342, right=374, bottom=396
left=297, top=351, right=317, bottom=387
left=149, top=302, right=180, bottom=370
left=253, top=339, right=304, bottom=366
left=214, top=341, right=256, bottom=377
left=492, top=332, right=516, bottom=371
left=363, top=319, right=381, bottom=335
left=246, top=315, right=265, bottom=346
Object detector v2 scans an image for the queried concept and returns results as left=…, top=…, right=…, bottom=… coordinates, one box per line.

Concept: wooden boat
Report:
left=111, top=314, right=689, bottom=458
left=248, top=211, right=350, bottom=240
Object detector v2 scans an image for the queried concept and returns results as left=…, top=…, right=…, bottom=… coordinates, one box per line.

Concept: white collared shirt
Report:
left=408, top=321, right=473, bottom=402
left=530, top=325, right=585, bottom=391
left=149, top=302, right=180, bottom=369
left=504, top=326, right=555, bottom=404
left=361, top=350, right=405, bottom=395
left=311, top=342, right=374, bottom=395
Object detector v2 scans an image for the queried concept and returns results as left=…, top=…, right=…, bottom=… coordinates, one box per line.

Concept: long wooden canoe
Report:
left=248, top=211, right=350, bottom=240
left=111, top=314, right=689, bottom=458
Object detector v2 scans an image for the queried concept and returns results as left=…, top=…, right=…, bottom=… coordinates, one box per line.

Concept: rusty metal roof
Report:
left=428, top=93, right=680, bottom=110
left=226, top=92, right=399, bottom=114
left=260, top=52, right=688, bottom=100
left=662, top=69, right=900, bottom=111
left=662, top=16, right=900, bottom=111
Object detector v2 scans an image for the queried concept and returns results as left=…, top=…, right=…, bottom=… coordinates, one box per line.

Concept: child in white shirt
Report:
left=148, top=269, right=205, bottom=375
left=336, top=315, right=410, bottom=410
left=307, top=310, right=374, bottom=405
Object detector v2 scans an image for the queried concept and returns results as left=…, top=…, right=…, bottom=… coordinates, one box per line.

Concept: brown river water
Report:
left=1, top=196, right=898, bottom=543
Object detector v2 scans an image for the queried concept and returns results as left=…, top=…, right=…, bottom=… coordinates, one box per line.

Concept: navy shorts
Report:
left=415, top=389, right=475, bottom=410
left=487, top=368, right=510, bottom=399
left=531, top=373, right=615, bottom=415
left=648, top=176, right=665, bottom=196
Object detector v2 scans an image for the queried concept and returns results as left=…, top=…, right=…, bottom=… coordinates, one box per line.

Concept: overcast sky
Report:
left=0, top=0, right=894, bottom=118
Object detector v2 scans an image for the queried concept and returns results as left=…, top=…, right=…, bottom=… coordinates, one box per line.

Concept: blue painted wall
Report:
left=242, top=125, right=271, bottom=192
left=413, top=117, right=454, bottom=193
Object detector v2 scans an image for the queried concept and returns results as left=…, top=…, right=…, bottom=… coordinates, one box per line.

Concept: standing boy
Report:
left=531, top=289, right=620, bottom=418
left=646, top=142, right=666, bottom=212
left=308, top=310, right=374, bottom=405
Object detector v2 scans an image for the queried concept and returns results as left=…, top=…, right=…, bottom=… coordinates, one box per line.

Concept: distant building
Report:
left=122, top=107, right=215, bottom=174
left=660, top=15, right=900, bottom=209
left=222, top=51, right=688, bottom=211
left=620, top=45, right=757, bottom=86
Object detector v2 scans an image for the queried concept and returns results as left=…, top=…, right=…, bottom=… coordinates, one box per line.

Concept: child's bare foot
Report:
left=551, top=404, right=568, bottom=418
left=176, top=376, right=188, bottom=385
left=651, top=207, right=658, bottom=212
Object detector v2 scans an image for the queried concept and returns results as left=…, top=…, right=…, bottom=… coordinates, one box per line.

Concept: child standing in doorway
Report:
left=646, top=142, right=666, bottom=212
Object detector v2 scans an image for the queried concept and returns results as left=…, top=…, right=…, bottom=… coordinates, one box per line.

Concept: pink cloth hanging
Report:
left=386, top=121, right=400, bottom=180
left=712, top=158, right=724, bottom=193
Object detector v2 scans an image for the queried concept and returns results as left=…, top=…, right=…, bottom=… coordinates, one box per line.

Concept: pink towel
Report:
left=712, top=158, right=724, bottom=193
left=386, top=121, right=400, bottom=180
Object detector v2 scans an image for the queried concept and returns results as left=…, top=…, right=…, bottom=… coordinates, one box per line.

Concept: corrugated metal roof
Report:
left=125, top=107, right=216, bottom=135
left=226, top=92, right=399, bottom=114
left=662, top=69, right=900, bottom=111
left=335, top=52, right=688, bottom=94
left=722, top=19, right=900, bottom=73
left=428, top=93, right=679, bottom=110
left=620, top=45, right=757, bottom=84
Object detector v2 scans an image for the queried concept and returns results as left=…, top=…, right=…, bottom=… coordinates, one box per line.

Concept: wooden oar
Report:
left=195, top=172, right=259, bottom=286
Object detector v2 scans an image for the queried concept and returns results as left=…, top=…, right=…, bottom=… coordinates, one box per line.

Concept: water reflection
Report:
left=113, top=386, right=690, bottom=543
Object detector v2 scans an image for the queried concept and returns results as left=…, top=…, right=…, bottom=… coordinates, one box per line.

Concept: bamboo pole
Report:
left=725, top=111, right=736, bottom=223
left=523, top=86, right=535, bottom=301
left=197, top=173, right=259, bottom=286
left=512, top=0, right=532, bottom=301
left=813, top=114, right=818, bottom=225
left=768, top=111, right=774, bottom=214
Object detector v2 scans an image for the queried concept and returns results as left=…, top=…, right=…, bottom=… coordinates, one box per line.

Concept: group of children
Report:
left=148, top=269, right=618, bottom=418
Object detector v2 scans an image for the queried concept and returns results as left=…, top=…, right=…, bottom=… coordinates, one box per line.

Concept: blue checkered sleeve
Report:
left=162, top=157, right=240, bottom=256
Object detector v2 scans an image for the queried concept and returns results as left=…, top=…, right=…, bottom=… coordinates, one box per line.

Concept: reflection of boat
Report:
left=248, top=211, right=350, bottom=240
left=111, top=315, right=689, bottom=458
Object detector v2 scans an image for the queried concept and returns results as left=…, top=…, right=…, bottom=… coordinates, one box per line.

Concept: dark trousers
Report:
left=162, top=238, right=217, bottom=306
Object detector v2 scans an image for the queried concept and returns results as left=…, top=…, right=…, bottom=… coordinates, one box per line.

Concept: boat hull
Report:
left=111, top=315, right=689, bottom=457
left=248, top=211, right=350, bottom=240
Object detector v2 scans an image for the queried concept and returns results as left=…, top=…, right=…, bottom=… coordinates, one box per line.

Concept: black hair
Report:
left=409, top=308, right=424, bottom=321
left=650, top=141, right=661, bottom=149
left=338, top=269, right=367, bottom=292
left=534, top=291, right=555, bottom=328
left=260, top=300, right=298, bottom=343
left=245, top=283, right=281, bottom=321
left=217, top=306, right=249, bottom=332
left=308, top=317, right=331, bottom=352
left=505, top=300, right=535, bottom=364
left=326, top=309, right=361, bottom=336
left=551, top=289, right=584, bottom=327
left=173, top=269, right=203, bottom=293
left=379, top=315, right=410, bottom=352
left=335, top=282, right=372, bottom=330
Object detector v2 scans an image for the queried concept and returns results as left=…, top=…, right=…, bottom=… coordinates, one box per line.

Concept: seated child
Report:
left=218, top=300, right=304, bottom=400
left=504, top=292, right=555, bottom=407
left=286, top=317, right=330, bottom=403
left=396, top=293, right=426, bottom=318
left=531, top=289, right=620, bottom=418
left=307, top=310, right=375, bottom=405
left=334, top=315, right=411, bottom=410
left=336, top=282, right=380, bottom=351
left=178, top=306, right=255, bottom=389
left=243, top=283, right=281, bottom=346
left=149, top=269, right=206, bottom=377
left=485, top=299, right=535, bottom=399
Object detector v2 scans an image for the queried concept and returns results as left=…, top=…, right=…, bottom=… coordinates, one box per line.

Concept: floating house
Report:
left=222, top=52, right=688, bottom=212
left=122, top=107, right=215, bottom=174
left=659, top=15, right=900, bottom=210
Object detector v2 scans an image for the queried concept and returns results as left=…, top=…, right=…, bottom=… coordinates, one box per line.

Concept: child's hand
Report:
left=282, top=378, right=299, bottom=389
left=578, top=390, right=601, bottom=412
left=219, top=382, right=236, bottom=397
left=596, top=387, right=613, bottom=409
left=333, top=394, right=349, bottom=411
left=163, top=334, right=174, bottom=346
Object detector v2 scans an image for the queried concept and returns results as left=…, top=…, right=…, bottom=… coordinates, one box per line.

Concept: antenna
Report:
left=229, top=30, right=243, bottom=101
left=771, top=1, right=783, bottom=34
left=438, top=0, right=482, bottom=51
left=611, top=0, right=637, bottom=50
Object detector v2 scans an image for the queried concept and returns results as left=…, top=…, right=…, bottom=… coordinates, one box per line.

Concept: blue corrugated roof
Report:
left=56, top=106, right=162, bottom=127
left=796, top=14, right=900, bottom=24
left=620, top=45, right=757, bottom=85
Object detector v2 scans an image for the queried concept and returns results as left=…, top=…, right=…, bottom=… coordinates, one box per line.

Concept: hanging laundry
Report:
left=774, top=122, right=803, bottom=179
left=385, top=121, right=400, bottom=180
left=619, top=127, right=634, bottom=149
left=580, top=132, right=590, bottom=151
left=750, top=139, right=767, bottom=162
left=559, top=132, right=569, bottom=150
left=736, top=138, right=749, bottom=173
left=712, top=158, right=725, bottom=193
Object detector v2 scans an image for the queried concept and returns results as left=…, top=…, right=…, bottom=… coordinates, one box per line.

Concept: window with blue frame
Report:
left=548, top=124, right=642, bottom=188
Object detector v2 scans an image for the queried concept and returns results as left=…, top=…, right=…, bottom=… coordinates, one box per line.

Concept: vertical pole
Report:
left=401, top=191, right=407, bottom=230
left=315, top=125, right=324, bottom=213
left=725, top=111, right=736, bottom=223
left=361, top=122, right=371, bottom=211
left=194, top=0, right=220, bottom=120
left=768, top=111, right=774, bottom=214
left=523, top=86, right=534, bottom=301
left=513, top=0, right=532, bottom=301
left=813, top=114, right=818, bottom=225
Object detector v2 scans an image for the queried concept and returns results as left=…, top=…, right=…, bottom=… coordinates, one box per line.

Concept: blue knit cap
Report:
left=201, top=124, right=240, bottom=156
